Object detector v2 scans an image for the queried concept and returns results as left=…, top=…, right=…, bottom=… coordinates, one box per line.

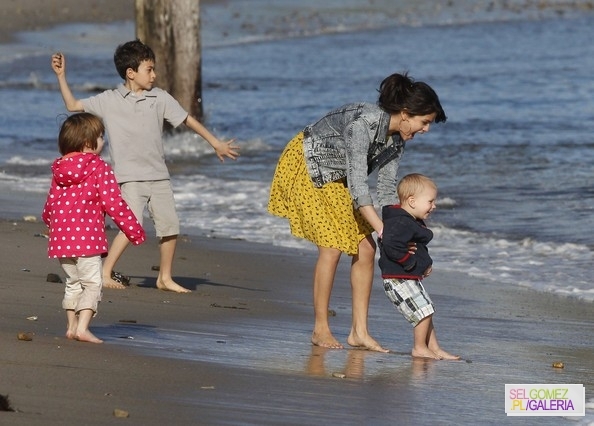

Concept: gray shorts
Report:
left=120, top=180, right=180, bottom=237
left=383, top=278, right=435, bottom=326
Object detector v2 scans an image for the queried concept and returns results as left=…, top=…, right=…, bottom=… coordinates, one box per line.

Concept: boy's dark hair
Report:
left=113, top=39, right=156, bottom=80
left=58, top=113, right=105, bottom=155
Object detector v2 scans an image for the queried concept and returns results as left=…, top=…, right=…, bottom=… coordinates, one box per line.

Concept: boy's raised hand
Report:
left=214, top=139, right=240, bottom=162
left=51, top=52, right=66, bottom=76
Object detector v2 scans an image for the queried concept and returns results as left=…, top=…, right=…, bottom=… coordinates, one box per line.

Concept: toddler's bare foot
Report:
left=156, top=278, right=191, bottom=293
left=75, top=330, right=103, bottom=344
left=432, top=348, right=461, bottom=360
left=311, top=330, right=343, bottom=349
left=347, top=332, right=388, bottom=353
left=412, top=347, right=441, bottom=359
left=65, top=330, right=76, bottom=340
left=102, top=275, right=126, bottom=290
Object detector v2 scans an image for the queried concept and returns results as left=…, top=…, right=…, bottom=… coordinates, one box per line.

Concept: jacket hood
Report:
left=51, top=153, right=101, bottom=187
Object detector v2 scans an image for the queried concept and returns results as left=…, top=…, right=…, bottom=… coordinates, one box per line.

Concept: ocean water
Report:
left=1, top=0, right=594, bottom=302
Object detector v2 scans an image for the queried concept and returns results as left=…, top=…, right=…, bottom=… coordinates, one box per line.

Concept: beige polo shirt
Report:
left=81, top=84, right=188, bottom=183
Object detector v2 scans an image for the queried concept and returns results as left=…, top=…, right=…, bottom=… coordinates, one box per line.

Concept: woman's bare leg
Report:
left=311, top=246, right=343, bottom=348
left=347, top=236, right=388, bottom=352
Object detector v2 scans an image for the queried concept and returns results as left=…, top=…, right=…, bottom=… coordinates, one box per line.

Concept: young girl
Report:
left=42, top=113, right=146, bottom=343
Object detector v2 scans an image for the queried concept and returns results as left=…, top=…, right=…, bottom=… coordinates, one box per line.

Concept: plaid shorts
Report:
left=383, top=278, right=435, bottom=326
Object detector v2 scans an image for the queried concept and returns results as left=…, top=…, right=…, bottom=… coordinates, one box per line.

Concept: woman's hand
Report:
left=423, top=266, right=433, bottom=278
left=407, top=242, right=417, bottom=254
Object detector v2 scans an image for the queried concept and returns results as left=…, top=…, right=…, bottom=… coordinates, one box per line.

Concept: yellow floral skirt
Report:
left=267, top=132, right=373, bottom=255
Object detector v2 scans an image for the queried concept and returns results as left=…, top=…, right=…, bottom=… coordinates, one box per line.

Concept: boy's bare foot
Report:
left=347, top=332, right=389, bottom=353
left=75, top=330, right=103, bottom=344
left=311, top=330, right=343, bottom=349
left=65, top=330, right=76, bottom=340
left=156, top=278, right=191, bottom=293
left=412, top=347, right=441, bottom=359
left=432, top=348, right=461, bottom=360
left=102, top=275, right=126, bottom=290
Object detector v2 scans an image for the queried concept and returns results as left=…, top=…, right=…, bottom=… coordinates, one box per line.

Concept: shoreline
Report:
left=0, top=0, right=134, bottom=43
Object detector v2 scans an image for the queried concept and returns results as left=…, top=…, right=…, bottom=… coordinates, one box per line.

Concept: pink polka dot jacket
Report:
left=42, top=152, right=146, bottom=258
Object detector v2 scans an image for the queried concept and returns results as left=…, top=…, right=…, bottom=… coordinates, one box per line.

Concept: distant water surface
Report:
left=0, top=1, right=593, bottom=301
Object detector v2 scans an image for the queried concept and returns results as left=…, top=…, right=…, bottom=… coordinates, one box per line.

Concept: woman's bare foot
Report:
left=102, top=275, right=126, bottom=290
left=156, top=278, right=191, bottom=293
left=75, top=330, right=103, bottom=344
left=311, top=330, right=343, bottom=349
left=347, top=332, right=389, bottom=353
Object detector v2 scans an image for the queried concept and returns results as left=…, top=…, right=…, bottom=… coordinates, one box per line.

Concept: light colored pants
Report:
left=59, top=256, right=102, bottom=314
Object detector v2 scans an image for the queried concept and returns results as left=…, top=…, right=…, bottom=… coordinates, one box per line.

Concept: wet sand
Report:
left=1, top=219, right=593, bottom=425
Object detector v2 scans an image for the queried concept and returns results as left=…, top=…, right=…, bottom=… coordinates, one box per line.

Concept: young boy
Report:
left=378, top=173, right=459, bottom=359
left=51, top=40, right=239, bottom=292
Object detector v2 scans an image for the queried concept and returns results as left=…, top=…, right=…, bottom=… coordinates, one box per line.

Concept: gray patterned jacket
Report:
left=302, top=102, right=405, bottom=208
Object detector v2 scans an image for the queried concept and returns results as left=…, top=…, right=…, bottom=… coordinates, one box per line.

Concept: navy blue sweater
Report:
left=378, top=205, right=433, bottom=280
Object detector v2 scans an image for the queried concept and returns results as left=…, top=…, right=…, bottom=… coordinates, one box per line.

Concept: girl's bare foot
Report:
left=75, top=330, right=103, bottom=344
left=311, top=330, right=343, bottom=349
left=347, top=332, right=389, bottom=353
left=102, top=275, right=126, bottom=290
left=156, top=278, right=191, bottom=293
left=65, top=330, right=76, bottom=340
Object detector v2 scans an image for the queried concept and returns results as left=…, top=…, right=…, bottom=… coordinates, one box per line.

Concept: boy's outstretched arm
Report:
left=184, top=115, right=239, bottom=162
left=51, top=52, right=84, bottom=112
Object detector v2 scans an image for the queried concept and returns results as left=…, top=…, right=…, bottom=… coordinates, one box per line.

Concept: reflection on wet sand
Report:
left=305, top=345, right=437, bottom=381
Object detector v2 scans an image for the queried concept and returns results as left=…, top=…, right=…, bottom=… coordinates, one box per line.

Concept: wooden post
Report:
left=135, top=0, right=203, bottom=121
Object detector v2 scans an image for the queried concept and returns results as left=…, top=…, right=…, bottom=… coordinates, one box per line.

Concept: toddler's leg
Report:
left=412, top=316, right=441, bottom=359
left=75, top=309, right=103, bottom=343
left=59, top=258, right=82, bottom=339
left=425, top=322, right=460, bottom=360
left=74, top=256, right=103, bottom=343
left=65, top=309, right=77, bottom=339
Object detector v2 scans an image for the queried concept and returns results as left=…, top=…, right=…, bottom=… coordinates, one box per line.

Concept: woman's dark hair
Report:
left=113, top=39, right=156, bottom=80
left=58, top=113, right=104, bottom=155
left=378, top=73, right=447, bottom=123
